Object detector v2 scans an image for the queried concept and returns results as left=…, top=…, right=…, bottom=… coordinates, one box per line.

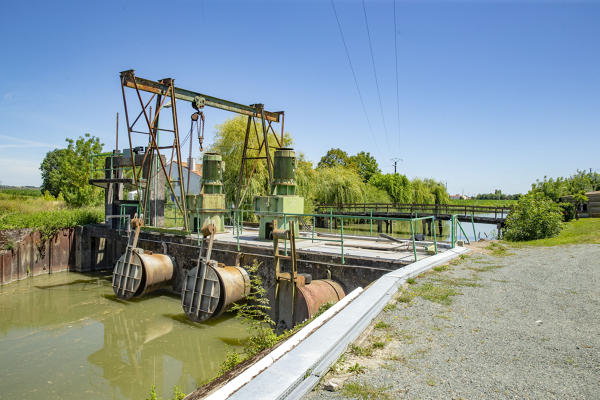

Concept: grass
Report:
left=350, top=344, right=374, bottom=357
left=374, top=321, right=390, bottom=330
left=431, top=276, right=482, bottom=288
left=508, top=218, right=600, bottom=247
left=347, top=363, right=366, bottom=374
left=0, top=207, right=103, bottom=240
left=449, top=198, right=516, bottom=207
left=342, top=382, right=392, bottom=400
left=449, top=199, right=517, bottom=207
left=0, top=191, right=104, bottom=241
left=412, top=282, right=461, bottom=305
left=486, top=242, right=510, bottom=256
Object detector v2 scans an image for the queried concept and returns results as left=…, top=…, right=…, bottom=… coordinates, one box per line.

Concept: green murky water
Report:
left=0, top=272, right=248, bottom=400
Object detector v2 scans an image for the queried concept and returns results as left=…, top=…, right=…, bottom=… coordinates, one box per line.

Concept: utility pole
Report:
left=391, top=158, right=403, bottom=174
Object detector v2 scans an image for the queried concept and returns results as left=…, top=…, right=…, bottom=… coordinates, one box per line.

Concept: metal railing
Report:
left=315, top=202, right=512, bottom=220
left=229, top=209, right=439, bottom=264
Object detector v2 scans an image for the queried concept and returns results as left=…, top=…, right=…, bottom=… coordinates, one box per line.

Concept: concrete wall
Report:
left=1, top=224, right=399, bottom=294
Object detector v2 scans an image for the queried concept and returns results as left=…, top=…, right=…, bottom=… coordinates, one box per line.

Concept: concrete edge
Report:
left=226, top=247, right=470, bottom=400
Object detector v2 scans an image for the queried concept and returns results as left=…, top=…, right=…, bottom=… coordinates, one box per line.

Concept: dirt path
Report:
left=305, top=243, right=600, bottom=399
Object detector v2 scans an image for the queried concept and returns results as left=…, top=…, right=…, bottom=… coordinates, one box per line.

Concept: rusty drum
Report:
left=112, top=249, right=174, bottom=299
left=181, top=262, right=250, bottom=322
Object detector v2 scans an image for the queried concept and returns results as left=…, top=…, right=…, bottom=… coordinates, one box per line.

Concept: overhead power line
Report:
left=330, top=0, right=380, bottom=152
left=362, top=0, right=389, bottom=148
left=393, top=0, right=401, bottom=153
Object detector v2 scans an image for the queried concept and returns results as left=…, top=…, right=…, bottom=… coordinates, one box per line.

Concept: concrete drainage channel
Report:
left=198, top=246, right=469, bottom=400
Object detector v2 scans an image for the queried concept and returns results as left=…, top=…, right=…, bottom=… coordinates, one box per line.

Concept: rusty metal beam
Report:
left=120, top=70, right=281, bottom=122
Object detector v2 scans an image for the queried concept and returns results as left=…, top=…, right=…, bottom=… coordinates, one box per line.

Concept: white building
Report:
left=168, top=158, right=202, bottom=195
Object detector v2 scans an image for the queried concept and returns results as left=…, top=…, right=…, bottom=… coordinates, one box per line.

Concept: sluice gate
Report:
left=112, top=215, right=175, bottom=299
left=181, top=224, right=250, bottom=322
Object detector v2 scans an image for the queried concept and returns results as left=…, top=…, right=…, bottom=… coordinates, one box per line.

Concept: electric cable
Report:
left=362, top=0, right=390, bottom=148
left=330, top=0, right=380, bottom=152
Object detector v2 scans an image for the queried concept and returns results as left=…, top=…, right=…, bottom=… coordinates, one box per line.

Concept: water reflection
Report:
left=0, top=272, right=248, bottom=400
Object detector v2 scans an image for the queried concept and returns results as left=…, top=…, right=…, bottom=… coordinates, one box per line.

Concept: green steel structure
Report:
left=187, top=153, right=226, bottom=233
left=254, top=148, right=304, bottom=240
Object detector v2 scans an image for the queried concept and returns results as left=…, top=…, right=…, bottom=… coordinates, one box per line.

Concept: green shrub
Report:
left=504, top=193, right=563, bottom=241
left=0, top=208, right=103, bottom=240
left=558, top=202, right=576, bottom=222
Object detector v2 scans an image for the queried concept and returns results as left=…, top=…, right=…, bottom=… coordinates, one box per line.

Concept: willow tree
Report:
left=368, top=173, right=412, bottom=204
left=314, top=166, right=365, bottom=205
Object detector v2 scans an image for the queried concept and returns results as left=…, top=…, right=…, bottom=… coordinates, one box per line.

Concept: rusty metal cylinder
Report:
left=296, top=279, right=345, bottom=320
left=270, top=278, right=345, bottom=332
left=181, top=263, right=250, bottom=322
left=112, top=249, right=174, bottom=299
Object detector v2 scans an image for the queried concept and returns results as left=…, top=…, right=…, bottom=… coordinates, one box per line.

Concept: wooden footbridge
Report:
left=314, top=203, right=512, bottom=235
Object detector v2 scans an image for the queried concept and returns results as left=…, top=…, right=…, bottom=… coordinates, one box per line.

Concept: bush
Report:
left=558, top=202, right=576, bottom=222
left=0, top=208, right=103, bottom=240
left=504, top=194, right=563, bottom=241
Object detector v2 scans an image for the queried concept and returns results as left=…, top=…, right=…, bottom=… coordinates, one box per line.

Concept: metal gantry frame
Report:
left=119, top=69, right=284, bottom=230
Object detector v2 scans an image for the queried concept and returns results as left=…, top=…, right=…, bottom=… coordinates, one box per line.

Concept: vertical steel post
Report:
left=471, top=213, right=476, bottom=243
left=369, top=209, right=373, bottom=237
left=432, top=216, right=438, bottom=254
left=312, top=216, right=315, bottom=243
left=411, top=219, right=417, bottom=262
left=329, top=208, right=333, bottom=233
left=341, top=217, right=345, bottom=264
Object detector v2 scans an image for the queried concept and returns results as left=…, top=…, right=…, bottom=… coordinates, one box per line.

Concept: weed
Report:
left=330, top=354, right=346, bottom=373
left=374, top=321, right=390, bottom=330
left=468, top=264, right=503, bottom=273
left=395, top=329, right=414, bottom=343
left=144, top=385, right=187, bottom=400
left=412, top=282, right=461, bottom=305
left=145, top=385, right=160, bottom=400
left=433, top=264, right=451, bottom=272
left=409, top=348, right=431, bottom=359
left=434, top=314, right=450, bottom=320
left=406, top=277, right=416, bottom=285
left=347, top=363, right=366, bottom=374
left=3, top=240, right=15, bottom=251
left=342, top=382, right=391, bottom=400
left=426, top=378, right=437, bottom=386
left=219, top=350, right=245, bottom=375
left=372, top=340, right=386, bottom=349
left=350, top=344, right=373, bottom=357
left=486, top=242, right=510, bottom=257
left=171, top=386, right=186, bottom=400
left=396, top=291, right=413, bottom=303
left=432, top=276, right=482, bottom=288
left=383, top=302, right=397, bottom=312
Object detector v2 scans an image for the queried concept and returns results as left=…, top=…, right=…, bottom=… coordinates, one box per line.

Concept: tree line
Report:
left=210, top=117, right=450, bottom=212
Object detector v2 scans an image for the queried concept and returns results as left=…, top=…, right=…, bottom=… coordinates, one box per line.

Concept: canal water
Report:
left=316, top=214, right=500, bottom=243
left=0, top=272, right=248, bottom=400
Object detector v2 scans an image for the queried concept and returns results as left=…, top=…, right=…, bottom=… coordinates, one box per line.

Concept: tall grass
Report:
left=0, top=188, right=41, bottom=197
left=0, top=192, right=103, bottom=240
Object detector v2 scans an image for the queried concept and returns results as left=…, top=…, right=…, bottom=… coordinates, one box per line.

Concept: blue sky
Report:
left=0, top=0, right=598, bottom=195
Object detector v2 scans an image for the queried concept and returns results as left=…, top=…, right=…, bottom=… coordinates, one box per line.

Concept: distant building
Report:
left=449, top=194, right=471, bottom=200
left=559, top=190, right=600, bottom=217
left=168, top=158, right=202, bottom=195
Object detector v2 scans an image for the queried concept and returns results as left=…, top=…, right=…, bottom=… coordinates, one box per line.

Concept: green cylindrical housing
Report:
left=273, top=148, right=296, bottom=196
left=202, top=152, right=224, bottom=194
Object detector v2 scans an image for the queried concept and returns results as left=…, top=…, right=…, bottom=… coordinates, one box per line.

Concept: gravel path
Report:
left=305, top=243, right=600, bottom=399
